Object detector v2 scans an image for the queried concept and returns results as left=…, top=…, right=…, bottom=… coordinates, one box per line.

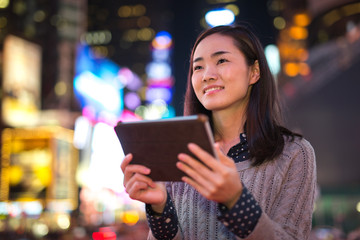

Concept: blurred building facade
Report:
left=276, top=0, right=360, bottom=234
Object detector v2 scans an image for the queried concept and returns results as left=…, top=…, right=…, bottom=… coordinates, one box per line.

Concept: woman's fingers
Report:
left=177, top=142, right=243, bottom=204
left=177, top=153, right=211, bottom=188
left=121, top=153, right=155, bottom=189
left=126, top=173, right=154, bottom=195
left=186, top=143, right=219, bottom=170
left=120, top=153, right=133, bottom=172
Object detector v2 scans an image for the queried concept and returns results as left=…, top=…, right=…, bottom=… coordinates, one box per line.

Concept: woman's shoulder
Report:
left=281, top=135, right=316, bottom=166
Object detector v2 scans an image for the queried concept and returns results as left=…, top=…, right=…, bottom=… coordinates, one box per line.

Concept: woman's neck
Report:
left=212, top=110, right=246, bottom=153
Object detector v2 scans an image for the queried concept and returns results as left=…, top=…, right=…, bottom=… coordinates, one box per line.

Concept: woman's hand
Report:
left=121, top=153, right=167, bottom=211
left=176, top=143, right=243, bottom=209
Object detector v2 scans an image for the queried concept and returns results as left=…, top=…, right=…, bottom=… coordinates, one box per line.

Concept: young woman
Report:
left=121, top=25, right=317, bottom=240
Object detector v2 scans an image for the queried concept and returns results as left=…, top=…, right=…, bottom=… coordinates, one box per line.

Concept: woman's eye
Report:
left=218, top=58, right=228, bottom=64
left=194, top=65, right=202, bottom=71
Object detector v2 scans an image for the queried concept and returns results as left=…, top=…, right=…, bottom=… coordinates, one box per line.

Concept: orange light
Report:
left=293, top=13, right=311, bottom=27
left=289, top=26, right=308, bottom=40
left=284, top=62, right=299, bottom=77
left=122, top=210, right=140, bottom=225
left=299, top=62, right=311, bottom=76
left=296, top=48, right=309, bottom=61
left=151, top=36, right=172, bottom=50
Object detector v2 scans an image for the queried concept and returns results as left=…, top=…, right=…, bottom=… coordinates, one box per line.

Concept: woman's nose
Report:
left=202, top=66, right=218, bottom=82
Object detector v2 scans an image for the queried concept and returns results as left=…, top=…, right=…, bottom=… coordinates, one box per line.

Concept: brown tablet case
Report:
left=114, top=114, right=215, bottom=181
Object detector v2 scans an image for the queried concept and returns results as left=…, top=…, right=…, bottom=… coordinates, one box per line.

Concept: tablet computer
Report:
left=114, top=114, right=216, bottom=181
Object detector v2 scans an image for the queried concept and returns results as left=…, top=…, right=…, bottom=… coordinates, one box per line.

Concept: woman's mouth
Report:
left=203, top=86, right=224, bottom=94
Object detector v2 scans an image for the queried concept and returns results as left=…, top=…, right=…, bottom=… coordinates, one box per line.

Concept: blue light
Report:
left=146, top=61, right=172, bottom=79
left=205, top=9, right=235, bottom=27
left=152, top=31, right=172, bottom=49
left=146, top=87, right=172, bottom=103
left=73, top=44, right=124, bottom=120
left=74, top=71, right=122, bottom=114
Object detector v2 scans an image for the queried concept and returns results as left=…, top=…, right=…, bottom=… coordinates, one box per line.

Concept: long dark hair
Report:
left=183, top=24, right=301, bottom=166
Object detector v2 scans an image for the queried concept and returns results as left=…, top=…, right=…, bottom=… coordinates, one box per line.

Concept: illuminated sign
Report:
left=2, top=35, right=42, bottom=127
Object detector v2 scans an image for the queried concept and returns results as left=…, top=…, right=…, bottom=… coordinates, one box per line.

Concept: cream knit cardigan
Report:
left=147, top=137, right=317, bottom=240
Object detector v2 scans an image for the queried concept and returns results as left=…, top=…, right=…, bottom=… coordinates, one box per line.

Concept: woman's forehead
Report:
left=193, top=34, right=238, bottom=57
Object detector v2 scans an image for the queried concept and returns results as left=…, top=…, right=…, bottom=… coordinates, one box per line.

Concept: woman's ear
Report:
left=249, top=60, right=260, bottom=85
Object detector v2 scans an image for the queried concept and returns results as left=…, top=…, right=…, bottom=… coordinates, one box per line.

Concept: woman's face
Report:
left=191, top=33, right=259, bottom=113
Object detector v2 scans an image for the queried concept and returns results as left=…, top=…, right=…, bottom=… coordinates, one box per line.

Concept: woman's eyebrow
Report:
left=193, top=50, right=230, bottom=63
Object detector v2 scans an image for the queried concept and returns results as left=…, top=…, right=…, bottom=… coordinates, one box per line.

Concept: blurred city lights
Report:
left=284, top=62, right=299, bottom=77
left=74, top=71, right=122, bottom=113
left=356, top=202, right=360, bottom=213
left=73, top=116, right=92, bottom=149
left=32, top=222, right=49, bottom=238
left=146, top=87, right=172, bottom=103
left=274, top=16, right=286, bottom=30
left=152, top=31, right=172, bottom=49
left=118, top=67, right=143, bottom=90
left=33, top=10, right=46, bottom=22
left=55, top=81, right=67, bottom=96
left=121, top=210, right=140, bottom=226
left=146, top=62, right=172, bottom=79
left=23, top=201, right=43, bottom=216
left=0, top=0, right=9, bottom=8
left=81, top=30, right=112, bottom=45
left=9, top=165, right=23, bottom=185
left=293, top=13, right=311, bottom=27
left=93, top=228, right=117, bottom=240
left=118, top=5, right=131, bottom=17
left=225, top=4, right=239, bottom=16
left=124, top=92, right=141, bottom=110
left=264, top=44, right=281, bottom=76
left=205, top=8, right=235, bottom=27
left=88, top=122, right=125, bottom=193
left=137, top=16, right=151, bottom=28
left=141, top=30, right=175, bottom=119
left=298, top=62, right=311, bottom=76
left=289, top=26, right=308, bottom=40
left=57, top=214, right=71, bottom=229
left=152, top=48, right=170, bottom=61
left=137, top=28, right=153, bottom=41
left=132, top=4, right=146, bottom=16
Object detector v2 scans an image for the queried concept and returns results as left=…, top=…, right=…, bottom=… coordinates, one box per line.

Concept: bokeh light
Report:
left=152, top=31, right=172, bottom=49
left=284, top=62, right=299, bottom=77
left=289, top=26, right=308, bottom=40
left=293, top=13, right=311, bottom=27
left=205, top=8, right=235, bottom=27
left=274, top=16, right=286, bottom=30
left=0, top=0, right=9, bottom=8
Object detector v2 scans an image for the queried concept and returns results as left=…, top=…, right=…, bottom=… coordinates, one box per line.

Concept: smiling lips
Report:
left=203, top=86, right=224, bottom=94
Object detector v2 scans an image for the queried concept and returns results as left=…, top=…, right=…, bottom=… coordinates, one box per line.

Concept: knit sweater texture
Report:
left=147, top=137, right=317, bottom=240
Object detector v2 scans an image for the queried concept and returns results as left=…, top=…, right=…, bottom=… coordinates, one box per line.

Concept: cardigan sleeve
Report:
left=245, top=138, right=317, bottom=240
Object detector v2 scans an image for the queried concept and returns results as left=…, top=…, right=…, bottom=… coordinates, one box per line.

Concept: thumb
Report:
left=214, top=143, right=234, bottom=167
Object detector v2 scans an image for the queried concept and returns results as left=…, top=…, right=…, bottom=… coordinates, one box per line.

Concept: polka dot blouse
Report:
left=146, top=194, right=179, bottom=239
left=146, top=132, right=262, bottom=239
